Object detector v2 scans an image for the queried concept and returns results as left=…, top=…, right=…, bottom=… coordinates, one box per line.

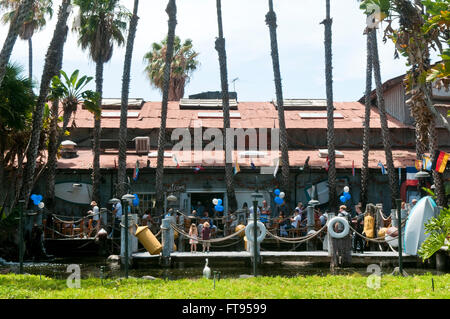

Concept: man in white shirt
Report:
left=291, top=210, right=302, bottom=228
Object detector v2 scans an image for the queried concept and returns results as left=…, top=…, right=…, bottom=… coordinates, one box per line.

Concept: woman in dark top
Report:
left=202, top=221, right=211, bottom=253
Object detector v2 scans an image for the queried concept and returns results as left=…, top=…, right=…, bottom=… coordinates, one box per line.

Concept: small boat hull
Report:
left=404, top=196, right=437, bottom=256
left=55, top=182, right=92, bottom=205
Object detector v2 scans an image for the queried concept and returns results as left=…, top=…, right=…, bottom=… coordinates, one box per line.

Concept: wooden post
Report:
left=306, top=206, right=315, bottom=251
left=330, top=234, right=352, bottom=270
left=18, top=200, right=25, bottom=274
left=161, top=217, right=172, bottom=267
left=327, top=212, right=335, bottom=256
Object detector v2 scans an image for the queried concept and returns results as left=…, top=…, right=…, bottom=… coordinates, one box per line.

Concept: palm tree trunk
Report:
left=0, top=0, right=34, bottom=87
left=428, top=121, right=445, bottom=206
left=21, top=0, right=71, bottom=205
left=93, top=59, right=103, bottom=204
left=215, top=0, right=237, bottom=212
left=322, top=0, right=337, bottom=211
left=155, top=0, right=177, bottom=213
left=28, top=37, right=33, bottom=81
left=266, top=0, right=290, bottom=202
left=118, top=0, right=140, bottom=198
left=361, top=28, right=373, bottom=209
left=369, top=29, right=399, bottom=205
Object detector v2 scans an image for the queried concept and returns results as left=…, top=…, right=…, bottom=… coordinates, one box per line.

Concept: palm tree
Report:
left=265, top=0, right=290, bottom=203
left=21, top=0, right=71, bottom=206
left=1, top=0, right=53, bottom=80
left=154, top=0, right=177, bottom=213
left=118, top=0, right=139, bottom=198
left=361, top=27, right=373, bottom=209
left=0, top=0, right=34, bottom=87
left=73, top=0, right=128, bottom=204
left=47, top=69, right=96, bottom=208
left=369, top=29, right=399, bottom=205
left=143, top=36, right=198, bottom=102
left=214, top=0, right=237, bottom=211
left=321, top=0, right=337, bottom=211
left=0, top=63, right=34, bottom=210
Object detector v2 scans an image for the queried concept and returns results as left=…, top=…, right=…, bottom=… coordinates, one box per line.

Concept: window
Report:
left=318, top=149, right=344, bottom=158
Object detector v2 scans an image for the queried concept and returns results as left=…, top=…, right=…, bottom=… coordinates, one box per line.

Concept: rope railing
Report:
left=170, top=223, right=245, bottom=244
left=266, top=224, right=328, bottom=244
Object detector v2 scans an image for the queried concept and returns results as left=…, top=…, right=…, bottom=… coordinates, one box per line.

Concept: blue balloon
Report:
left=215, top=205, right=224, bottom=212
left=217, top=199, right=222, bottom=205
left=132, top=199, right=139, bottom=207
left=36, top=195, right=43, bottom=202
left=340, top=195, right=346, bottom=203
left=345, top=192, right=351, bottom=200
left=274, top=196, right=284, bottom=205
left=274, top=189, right=281, bottom=196
left=30, top=194, right=37, bottom=201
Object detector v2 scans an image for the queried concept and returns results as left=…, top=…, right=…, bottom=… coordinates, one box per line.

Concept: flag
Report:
left=194, top=165, right=204, bottom=173
left=415, top=160, right=422, bottom=171
left=234, top=160, right=240, bottom=175
left=251, top=161, right=256, bottom=170
left=406, top=166, right=418, bottom=187
left=172, top=154, right=180, bottom=168
left=352, top=160, right=355, bottom=177
left=273, top=158, right=280, bottom=177
left=325, top=156, right=329, bottom=171
left=378, top=161, right=387, bottom=175
left=133, top=160, right=139, bottom=181
left=423, top=155, right=432, bottom=171
left=432, top=150, right=449, bottom=174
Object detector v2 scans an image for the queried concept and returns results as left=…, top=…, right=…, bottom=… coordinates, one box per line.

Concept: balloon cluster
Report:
left=340, top=186, right=351, bottom=203
left=274, top=189, right=285, bottom=205
left=30, top=194, right=44, bottom=209
left=212, top=198, right=224, bottom=212
left=132, top=194, right=140, bottom=207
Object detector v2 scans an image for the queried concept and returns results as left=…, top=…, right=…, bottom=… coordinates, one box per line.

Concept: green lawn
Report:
left=0, top=274, right=449, bottom=299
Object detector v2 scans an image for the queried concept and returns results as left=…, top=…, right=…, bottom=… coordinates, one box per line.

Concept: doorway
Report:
left=190, top=192, right=224, bottom=217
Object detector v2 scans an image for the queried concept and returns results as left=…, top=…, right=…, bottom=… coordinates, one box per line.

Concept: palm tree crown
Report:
left=144, top=36, right=199, bottom=101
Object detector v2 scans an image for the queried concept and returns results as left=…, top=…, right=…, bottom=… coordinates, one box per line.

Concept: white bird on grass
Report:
left=203, top=258, right=211, bottom=279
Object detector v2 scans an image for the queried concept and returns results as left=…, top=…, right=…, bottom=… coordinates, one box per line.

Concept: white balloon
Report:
left=279, top=192, right=285, bottom=199
left=38, top=202, right=45, bottom=209
left=212, top=198, right=219, bottom=205
left=343, top=186, right=350, bottom=193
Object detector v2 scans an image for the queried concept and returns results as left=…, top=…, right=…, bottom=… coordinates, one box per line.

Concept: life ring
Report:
left=327, top=217, right=350, bottom=239
left=245, top=221, right=267, bottom=243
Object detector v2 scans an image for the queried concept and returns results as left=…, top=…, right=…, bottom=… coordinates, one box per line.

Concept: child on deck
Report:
left=189, top=224, right=198, bottom=253
left=202, top=221, right=211, bottom=253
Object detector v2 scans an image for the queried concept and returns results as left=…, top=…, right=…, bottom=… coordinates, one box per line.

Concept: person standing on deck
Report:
left=352, top=203, right=365, bottom=253
left=201, top=221, right=211, bottom=253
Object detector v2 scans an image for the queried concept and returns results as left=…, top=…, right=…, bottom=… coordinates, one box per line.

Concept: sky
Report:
left=0, top=0, right=422, bottom=103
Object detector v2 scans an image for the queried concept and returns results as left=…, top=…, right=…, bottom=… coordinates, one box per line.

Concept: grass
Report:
left=0, top=273, right=449, bottom=299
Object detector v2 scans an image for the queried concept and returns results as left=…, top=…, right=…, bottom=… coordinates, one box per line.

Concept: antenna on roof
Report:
left=231, top=77, right=239, bottom=92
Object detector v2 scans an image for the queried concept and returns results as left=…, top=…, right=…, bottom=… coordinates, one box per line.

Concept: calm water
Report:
left=1, top=257, right=445, bottom=280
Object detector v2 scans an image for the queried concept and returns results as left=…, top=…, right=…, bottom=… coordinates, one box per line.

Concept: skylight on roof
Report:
left=298, top=112, right=343, bottom=119
left=180, top=98, right=238, bottom=110
left=238, top=151, right=268, bottom=158
left=274, top=99, right=330, bottom=110
left=148, top=152, right=173, bottom=158
left=101, top=111, right=139, bottom=118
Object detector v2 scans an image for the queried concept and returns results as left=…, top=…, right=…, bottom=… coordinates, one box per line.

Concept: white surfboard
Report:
left=55, top=182, right=92, bottom=205
left=404, top=196, right=437, bottom=256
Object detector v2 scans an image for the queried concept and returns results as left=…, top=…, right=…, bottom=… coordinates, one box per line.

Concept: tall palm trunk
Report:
left=322, top=0, right=337, bottom=211
left=92, top=59, right=103, bottom=204
left=28, top=37, right=33, bottom=81
left=0, top=0, right=34, bottom=87
left=369, top=29, right=399, bottom=205
left=118, top=0, right=140, bottom=198
left=428, top=121, right=445, bottom=206
left=361, top=28, right=373, bottom=209
left=155, top=0, right=177, bottom=213
left=21, top=0, right=71, bottom=204
left=215, top=0, right=237, bottom=211
left=266, top=0, right=290, bottom=202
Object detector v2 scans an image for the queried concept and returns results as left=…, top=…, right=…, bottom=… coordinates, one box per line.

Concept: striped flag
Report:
left=423, top=155, right=432, bottom=171
left=352, top=160, right=355, bottom=176
left=378, top=161, right=387, bottom=175
left=432, top=150, right=449, bottom=173
left=133, top=160, right=139, bottom=181
left=273, top=158, right=280, bottom=177
left=172, top=154, right=180, bottom=168
left=406, top=166, right=418, bottom=186
left=251, top=161, right=256, bottom=170
left=234, top=160, right=240, bottom=175
left=325, top=156, right=329, bottom=171
left=415, top=160, right=422, bottom=171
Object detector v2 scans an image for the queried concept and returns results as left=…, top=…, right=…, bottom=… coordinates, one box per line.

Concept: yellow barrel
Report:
left=135, top=226, right=162, bottom=255
left=235, top=224, right=246, bottom=238
left=244, top=236, right=247, bottom=251
left=174, top=230, right=179, bottom=240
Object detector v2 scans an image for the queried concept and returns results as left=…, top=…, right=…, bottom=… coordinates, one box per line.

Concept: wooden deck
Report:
left=131, top=251, right=420, bottom=267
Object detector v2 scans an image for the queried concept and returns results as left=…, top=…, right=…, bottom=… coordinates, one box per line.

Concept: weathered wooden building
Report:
left=32, top=81, right=450, bottom=217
